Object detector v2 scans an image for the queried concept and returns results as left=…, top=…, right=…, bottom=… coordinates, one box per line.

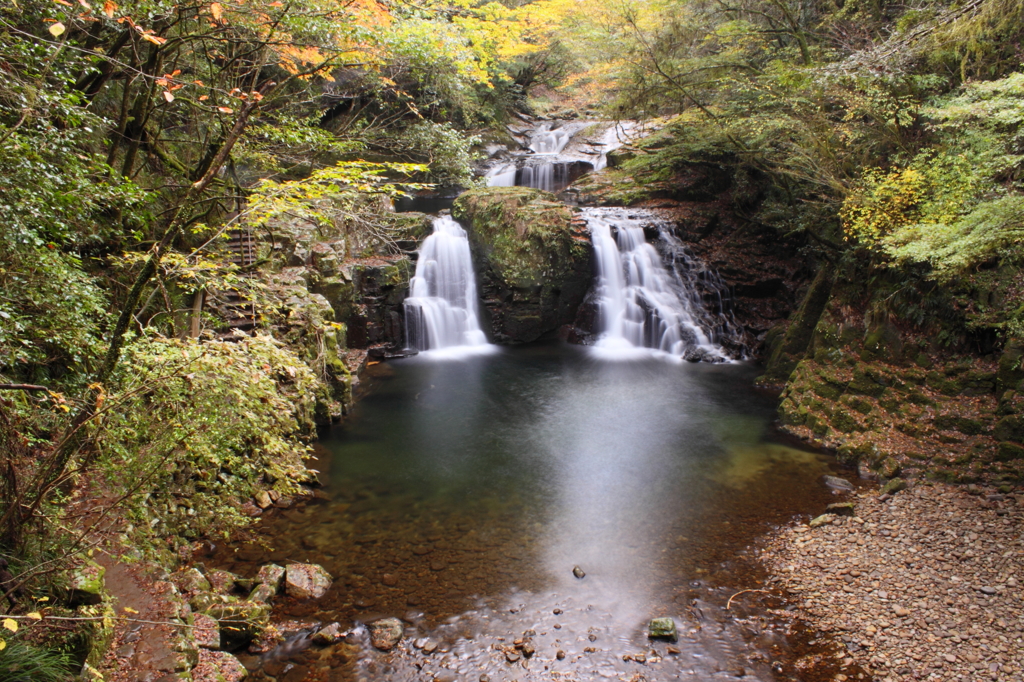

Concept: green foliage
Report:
left=0, top=641, right=73, bottom=682
left=391, top=121, right=482, bottom=186
left=96, top=335, right=319, bottom=543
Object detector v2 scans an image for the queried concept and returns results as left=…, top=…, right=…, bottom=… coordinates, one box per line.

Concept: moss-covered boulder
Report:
left=452, top=187, right=592, bottom=343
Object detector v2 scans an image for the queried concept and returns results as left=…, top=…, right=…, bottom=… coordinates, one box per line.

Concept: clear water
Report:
left=218, top=344, right=845, bottom=681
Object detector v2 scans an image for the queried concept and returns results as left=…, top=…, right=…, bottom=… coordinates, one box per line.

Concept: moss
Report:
left=996, top=441, right=1024, bottom=461
left=762, top=267, right=834, bottom=384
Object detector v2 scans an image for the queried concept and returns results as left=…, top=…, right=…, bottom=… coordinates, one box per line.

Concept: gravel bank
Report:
left=764, top=482, right=1024, bottom=681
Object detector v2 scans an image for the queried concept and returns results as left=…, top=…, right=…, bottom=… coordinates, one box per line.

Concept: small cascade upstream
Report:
left=585, top=208, right=744, bottom=362
left=403, top=215, right=492, bottom=356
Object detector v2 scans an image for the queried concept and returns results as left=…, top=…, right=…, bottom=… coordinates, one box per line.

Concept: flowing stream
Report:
left=402, top=216, right=491, bottom=356
left=217, top=346, right=845, bottom=682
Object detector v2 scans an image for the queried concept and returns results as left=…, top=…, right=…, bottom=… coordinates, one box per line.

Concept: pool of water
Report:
left=217, top=343, right=848, bottom=681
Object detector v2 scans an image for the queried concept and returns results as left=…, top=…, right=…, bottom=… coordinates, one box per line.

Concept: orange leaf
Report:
left=217, top=106, right=233, bottom=114
left=210, top=2, right=223, bottom=20
left=198, top=95, right=209, bottom=101
left=193, top=79, right=205, bottom=86
left=102, top=0, right=115, bottom=17
left=141, top=32, right=166, bottom=45
left=78, top=0, right=92, bottom=10
left=162, top=90, right=174, bottom=102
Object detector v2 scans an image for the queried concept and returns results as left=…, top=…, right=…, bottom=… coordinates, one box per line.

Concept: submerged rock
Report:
left=572, top=565, right=586, bottom=579
left=824, top=475, right=854, bottom=491
left=368, top=617, right=404, bottom=651
left=284, top=563, right=332, bottom=599
left=648, top=617, right=678, bottom=641
left=312, top=622, right=346, bottom=645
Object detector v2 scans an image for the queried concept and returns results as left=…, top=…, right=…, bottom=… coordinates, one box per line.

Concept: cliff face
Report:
left=452, top=187, right=593, bottom=344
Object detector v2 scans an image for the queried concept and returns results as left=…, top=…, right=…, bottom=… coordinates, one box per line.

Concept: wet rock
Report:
left=254, top=490, right=273, bottom=509
left=256, top=563, right=286, bottom=592
left=824, top=475, right=854, bottom=491
left=648, top=617, right=678, bottom=641
left=505, top=650, right=521, bottom=663
left=175, top=567, right=211, bottom=595
left=284, top=563, right=332, bottom=599
left=247, top=583, right=275, bottom=604
left=381, top=573, right=399, bottom=587
left=556, top=649, right=566, bottom=660
left=368, top=617, right=404, bottom=651
left=422, top=639, right=439, bottom=654
left=207, top=569, right=240, bottom=595
left=195, top=650, right=247, bottom=682
left=572, top=565, right=586, bottom=579
left=826, top=502, right=855, bottom=516
left=880, top=477, right=907, bottom=495
left=193, top=613, right=220, bottom=650
left=204, top=601, right=271, bottom=650
left=809, top=513, right=836, bottom=528
left=979, top=586, right=997, bottom=595
left=312, top=622, right=346, bottom=645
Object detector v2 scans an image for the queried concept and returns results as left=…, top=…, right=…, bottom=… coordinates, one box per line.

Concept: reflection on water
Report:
left=217, top=343, right=843, bottom=681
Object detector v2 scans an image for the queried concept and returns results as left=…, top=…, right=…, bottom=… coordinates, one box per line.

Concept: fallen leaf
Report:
left=25, top=612, right=42, bottom=620
left=2, top=619, right=17, bottom=633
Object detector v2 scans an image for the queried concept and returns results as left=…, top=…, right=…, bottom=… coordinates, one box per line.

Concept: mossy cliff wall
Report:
left=763, top=267, right=1024, bottom=490
left=453, top=187, right=593, bottom=344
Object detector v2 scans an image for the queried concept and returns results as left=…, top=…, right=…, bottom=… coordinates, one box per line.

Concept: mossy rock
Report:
left=925, top=371, right=964, bottom=397
left=880, top=477, right=907, bottom=495
left=996, top=441, right=1024, bottom=461
left=830, top=410, right=863, bottom=434
left=452, top=187, right=592, bottom=344
left=848, top=363, right=890, bottom=398
left=997, top=339, right=1024, bottom=393
left=993, top=415, right=1024, bottom=441
left=68, top=560, right=105, bottom=607
left=878, top=457, right=902, bottom=479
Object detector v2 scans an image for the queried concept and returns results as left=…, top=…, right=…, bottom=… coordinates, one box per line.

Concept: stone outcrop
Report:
left=452, top=187, right=593, bottom=344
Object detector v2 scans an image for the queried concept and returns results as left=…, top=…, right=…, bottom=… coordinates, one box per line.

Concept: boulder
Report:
left=284, top=563, right=332, bottom=600
left=368, top=617, right=404, bottom=651
left=809, top=513, right=836, bottom=528
left=207, top=569, right=241, bottom=595
left=68, top=560, right=105, bottom=607
left=193, top=613, right=221, bottom=650
left=247, top=583, right=275, bottom=604
left=647, top=617, right=678, bottom=641
left=256, top=563, right=286, bottom=591
left=204, top=601, right=271, bottom=650
left=823, top=475, right=854, bottom=491
left=175, top=567, right=211, bottom=594
left=880, top=478, right=907, bottom=495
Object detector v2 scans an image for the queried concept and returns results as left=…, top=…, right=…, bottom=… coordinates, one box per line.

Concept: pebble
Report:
left=766, top=483, right=1024, bottom=682
left=572, top=565, right=586, bottom=579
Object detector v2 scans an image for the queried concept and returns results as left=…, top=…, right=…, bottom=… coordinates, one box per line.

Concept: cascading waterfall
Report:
left=404, top=216, right=491, bottom=355
left=585, top=207, right=743, bottom=362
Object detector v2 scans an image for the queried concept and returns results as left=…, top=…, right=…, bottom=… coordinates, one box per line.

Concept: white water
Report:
left=585, top=208, right=736, bottom=362
left=528, top=123, right=572, bottom=155
left=404, top=216, right=493, bottom=357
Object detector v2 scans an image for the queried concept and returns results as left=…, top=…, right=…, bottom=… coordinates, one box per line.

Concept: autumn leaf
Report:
left=141, top=33, right=166, bottom=45
left=210, top=2, right=223, bottom=21
left=198, top=95, right=209, bottom=101
left=102, top=0, right=115, bottom=17
left=2, top=619, right=17, bottom=633
left=48, top=21, right=66, bottom=36
left=0, top=640, right=5, bottom=652
left=217, top=106, right=233, bottom=114
left=162, top=90, right=175, bottom=103
left=25, top=612, right=42, bottom=620
left=78, top=0, right=92, bottom=10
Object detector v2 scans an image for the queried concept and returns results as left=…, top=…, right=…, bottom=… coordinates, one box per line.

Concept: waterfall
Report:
left=528, top=124, right=572, bottom=155
left=584, top=208, right=743, bottom=362
left=404, top=216, right=492, bottom=355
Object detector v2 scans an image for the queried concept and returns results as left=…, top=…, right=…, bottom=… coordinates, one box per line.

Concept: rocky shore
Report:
left=763, top=481, right=1024, bottom=681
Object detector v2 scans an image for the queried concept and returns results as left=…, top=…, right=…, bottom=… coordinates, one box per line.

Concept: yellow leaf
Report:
left=217, top=106, right=233, bottom=114
left=48, top=21, right=66, bottom=36
left=198, top=95, right=209, bottom=101
left=26, top=612, right=42, bottom=620
left=0, top=640, right=5, bottom=651
left=140, top=32, right=166, bottom=45
left=210, top=2, right=222, bottom=20
left=2, top=618, right=17, bottom=633
left=123, top=606, right=138, bottom=614
left=102, top=0, right=115, bottom=17
left=162, top=90, right=174, bottom=103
